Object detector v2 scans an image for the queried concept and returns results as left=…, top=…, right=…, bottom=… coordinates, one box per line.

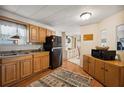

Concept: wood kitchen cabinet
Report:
left=0, top=52, right=49, bottom=86
left=39, top=27, right=47, bottom=43
left=29, top=25, right=39, bottom=43
left=104, top=64, right=120, bottom=86
left=94, top=59, right=105, bottom=84
left=47, top=29, right=52, bottom=36
left=83, top=55, right=95, bottom=76
left=1, top=61, right=19, bottom=86
left=33, top=57, right=41, bottom=73
left=83, top=55, right=89, bottom=72
left=52, top=31, right=56, bottom=35
left=41, top=55, right=49, bottom=70
left=83, top=55, right=124, bottom=86
left=88, top=57, right=95, bottom=76
left=20, top=58, right=33, bottom=78
left=95, top=59, right=120, bottom=86
left=33, top=52, right=49, bottom=72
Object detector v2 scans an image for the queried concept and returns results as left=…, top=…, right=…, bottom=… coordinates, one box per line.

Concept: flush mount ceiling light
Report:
left=80, top=12, right=92, bottom=20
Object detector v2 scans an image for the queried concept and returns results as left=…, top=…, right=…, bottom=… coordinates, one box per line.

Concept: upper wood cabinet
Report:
left=47, top=29, right=56, bottom=36
left=29, top=25, right=48, bottom=43
left=29, top=25, right=39, bottom=43
left=47, top=29, right=52, bottom=36
left=39, top=27, right=47, bottom=43
left=52, top=31, right=56, bottom=35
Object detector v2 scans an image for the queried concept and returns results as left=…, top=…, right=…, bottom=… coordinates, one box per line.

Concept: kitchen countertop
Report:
left=0, top=50, right=49, bottom=59
left=85, top=54, right=124, bottom=67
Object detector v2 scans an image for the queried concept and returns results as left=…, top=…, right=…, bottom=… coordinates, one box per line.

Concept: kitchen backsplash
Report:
left=0, top=44, right=43, bottom=51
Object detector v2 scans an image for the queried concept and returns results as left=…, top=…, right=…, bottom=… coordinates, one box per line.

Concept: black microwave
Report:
left=91, top=49, right=116, bottom=60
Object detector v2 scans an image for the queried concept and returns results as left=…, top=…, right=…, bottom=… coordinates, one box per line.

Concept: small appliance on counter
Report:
left=43, top=35, right=62, bottom=69
left=91, top=49, right=116, bottom=60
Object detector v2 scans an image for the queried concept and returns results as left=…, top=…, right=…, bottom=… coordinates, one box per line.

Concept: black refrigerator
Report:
left=43, top=35, right=62, bottom=69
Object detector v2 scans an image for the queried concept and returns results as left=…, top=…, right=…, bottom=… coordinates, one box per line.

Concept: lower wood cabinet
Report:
left=83, top=55, right=95, bottom=77
left=83, top=55, right=89, bottom=72
left=41, top=55, right=49, bottom=70
left=104, top=64, right=120, bottom=86
left=88, top=57, right=95, bottom=77
left=1, top=61, right=20, bottom=86
left=33, top=52, right=49, bottom=72
left=0, top=52, right=49, bottom=86
left=94, top=60, right=105, bottom=84
left=20, top=58, right=33, bottom=78
left=83, top=55, right=124, bottom=87
left=33, top=57, right=42, bottom=73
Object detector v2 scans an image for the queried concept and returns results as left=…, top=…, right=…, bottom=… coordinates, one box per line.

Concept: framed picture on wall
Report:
left=116, top=24, right=124, bottom=50
left=83, top=34, right=93, bottom=41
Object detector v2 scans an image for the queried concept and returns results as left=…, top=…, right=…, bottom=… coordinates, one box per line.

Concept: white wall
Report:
left=80, top=10, right=124, bottom=63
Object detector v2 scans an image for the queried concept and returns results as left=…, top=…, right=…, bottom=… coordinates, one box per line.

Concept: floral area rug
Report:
left=28, top=68, right=92, bottom=87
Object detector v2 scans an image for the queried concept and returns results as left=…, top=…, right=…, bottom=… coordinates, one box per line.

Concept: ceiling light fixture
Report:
left=80, top=12, right=92, bottom=20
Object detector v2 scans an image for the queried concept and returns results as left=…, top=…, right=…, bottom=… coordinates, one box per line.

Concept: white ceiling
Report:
left=0, top=5, right=124, bottom=35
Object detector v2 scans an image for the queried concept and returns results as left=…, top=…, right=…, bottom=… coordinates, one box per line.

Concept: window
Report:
left=0, top=20, right=27, bottom=45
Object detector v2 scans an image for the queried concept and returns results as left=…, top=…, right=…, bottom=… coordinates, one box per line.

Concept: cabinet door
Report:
left=39, top=27, right=47, bottom=43
left=88, top=57, right=95, bottom=76
left=33, top=57, right=41, bottom=73
left=47, top=30, right=52, bottom=36
left=104, top=63, right=120, bottom=86
left=83, top=55, right=89, bottom=72
left=2, top=61, right=19, bottom=85
left=52, top=31, right=56, bottom=35
left=20, top=59, right=32, bottom=78
left=29, top=25, right=39, bottom=42
left=94, top=60, right=105, bottom=84
left=41, top=55, right=49, bottom=70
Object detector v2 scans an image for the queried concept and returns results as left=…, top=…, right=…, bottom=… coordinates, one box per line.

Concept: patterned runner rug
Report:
left=28, top=68, right=92, bottom=87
